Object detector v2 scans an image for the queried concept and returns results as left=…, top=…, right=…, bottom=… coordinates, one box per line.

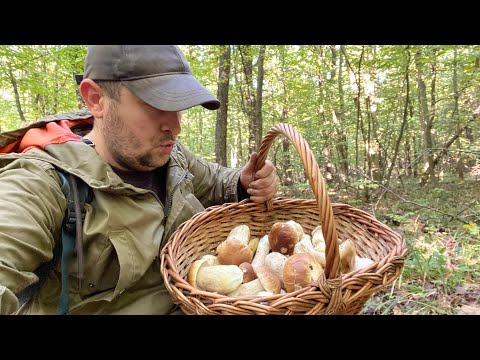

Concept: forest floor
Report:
left=278, top=173, right=480, bottom=315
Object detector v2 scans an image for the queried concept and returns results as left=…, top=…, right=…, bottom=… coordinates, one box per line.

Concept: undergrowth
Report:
left=278, top=174, right=480, bottom=315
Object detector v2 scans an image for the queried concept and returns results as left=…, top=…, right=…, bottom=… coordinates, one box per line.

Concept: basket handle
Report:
left=254, top=123, right=340, bottom=279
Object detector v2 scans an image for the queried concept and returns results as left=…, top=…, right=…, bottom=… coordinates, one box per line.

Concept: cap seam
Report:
left=120, top=72, right=191, bottom=81
left=118, top=45, right=127, bottom=78
left=172, top=46, right=188, bottom=73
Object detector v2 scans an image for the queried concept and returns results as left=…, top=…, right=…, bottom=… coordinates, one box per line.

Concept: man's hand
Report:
left=240, top=152, right=279, bottom=203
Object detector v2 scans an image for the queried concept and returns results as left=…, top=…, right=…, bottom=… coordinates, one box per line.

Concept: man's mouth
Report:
left=157, top=141, right=175, bottom=154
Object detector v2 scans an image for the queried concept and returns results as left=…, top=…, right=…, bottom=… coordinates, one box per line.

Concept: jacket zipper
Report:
left=164, top=170, right=189, bottom=221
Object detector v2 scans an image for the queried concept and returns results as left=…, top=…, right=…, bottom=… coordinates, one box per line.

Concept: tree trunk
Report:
left=7, top=64, right=26, bottom=125
left=452, top=48, right=464, bottom=180
left=254, top=45, right=265, bottom=151
left=419, top=118, right=475, bottom=185
left=364, top=46, right=379, bottom=182
left=342, top=45, right=365, bottom=199
left=278, top=46, right=292, bottom=186
left=215, top=45, right=231, bottom=167
left=385, top=46, right=411, bottom=190
left=334, top=46, right=349, bottom=180
left=326, top=45, right=348, bottom=181
left=415, top=47, right=436, bottom=186
left=238, top=45, right=256, bottom=155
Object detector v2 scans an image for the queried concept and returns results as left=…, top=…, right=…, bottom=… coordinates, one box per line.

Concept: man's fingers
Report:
left=254, top=160, right=275, bottom=179
left=248, top=174, right=276, bottom=190
left=249, top=185, right=278, bottom=203
left=247, top=176, right=278, bottom=197
left=245, top=158, right=279, bottom=203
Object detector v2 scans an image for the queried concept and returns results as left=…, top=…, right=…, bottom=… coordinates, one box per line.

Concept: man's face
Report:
left=101, top=87, right=181, bottom=172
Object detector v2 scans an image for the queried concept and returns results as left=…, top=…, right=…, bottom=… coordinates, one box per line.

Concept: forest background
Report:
left=1, top=45, right=479, bottom=314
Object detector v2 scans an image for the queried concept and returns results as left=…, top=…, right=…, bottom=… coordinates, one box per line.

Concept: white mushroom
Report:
left=293, top=235, right=326, bottom=268
left=251, top=235, right=271, bottom=268
left=254, top=265, right=282, bottom=294
left=227, top=278, right=265, bottom=297
left=187, top=255, right=220, bottom=288
left=339, top=239, right=356, bottom=273
left=353, top=256, right=375, bottom=271
left=264, top=251, right=288, bottom=287
left=196, top=265, right=244, bottom=294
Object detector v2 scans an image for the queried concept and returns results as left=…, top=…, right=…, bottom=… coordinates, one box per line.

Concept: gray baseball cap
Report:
left=81, top=45, right=220, bottom=112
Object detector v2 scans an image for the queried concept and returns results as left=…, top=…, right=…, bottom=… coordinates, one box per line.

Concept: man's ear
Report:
left=79, top=79, right=105, bottom=118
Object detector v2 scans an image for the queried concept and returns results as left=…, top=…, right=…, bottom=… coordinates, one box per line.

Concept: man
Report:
left=0, top=45, right=278, bottom=314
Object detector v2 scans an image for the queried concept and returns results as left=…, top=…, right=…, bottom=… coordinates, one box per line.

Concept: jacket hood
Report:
left=0, top=110, right=94, bottom=154
left=18, top=118, right=93, bottom=153
left=0, top=110, right=128, bottom=192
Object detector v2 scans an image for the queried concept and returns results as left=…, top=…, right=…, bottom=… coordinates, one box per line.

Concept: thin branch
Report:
left=370, top=178, right=470, bottom=224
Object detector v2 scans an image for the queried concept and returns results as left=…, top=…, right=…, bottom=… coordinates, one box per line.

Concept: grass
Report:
left=278, top=174, right=480, bottom=315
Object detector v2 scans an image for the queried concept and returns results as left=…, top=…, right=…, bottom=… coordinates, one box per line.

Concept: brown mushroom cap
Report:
left=239, top=262, right=257, bottom=283
left=285, top=220, right=304, bottom=239
left=254, top=265, right=281, bottom=294
left=283, top=253, right=324, bottom=293
left=268, top=222, right=302, bottom=255
left=216, top=239, right=254, bottom=266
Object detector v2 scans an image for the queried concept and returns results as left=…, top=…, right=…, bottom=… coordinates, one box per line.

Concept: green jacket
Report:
left=0, top=110, right=243, bottom=314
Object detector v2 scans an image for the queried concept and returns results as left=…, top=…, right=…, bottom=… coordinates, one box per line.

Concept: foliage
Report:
left=0, top=45, right=86, bottom=130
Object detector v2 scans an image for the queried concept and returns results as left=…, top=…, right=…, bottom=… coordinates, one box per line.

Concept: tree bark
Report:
left=254, top=45, right=265, bottom=151
left=238, top=45, right=256, bottom=155
left=215, top=45, right=231, bottom=167
left=342, top=45, right=365, bottom=198
left=419, top=117, right=476, bottom=185
left=452, top=47, right=465, bottom=180
left=385, top=46, right=411, bottom=190
left=7, top=64, right=26, bottom=125
left=415, top=47, right=436, bottom=186
left=335, top=46, right=349, bottom=180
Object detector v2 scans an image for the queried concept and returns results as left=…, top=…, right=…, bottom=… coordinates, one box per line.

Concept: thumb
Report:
left=240, top=152, right=258, bottom=190
left=245, top=152, right=260, bottom=178
left=247, top=152, right=258, bottom=171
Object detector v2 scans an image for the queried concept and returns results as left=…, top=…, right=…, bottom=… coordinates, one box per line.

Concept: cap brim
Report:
left=122, top=74, right=220, bottom=112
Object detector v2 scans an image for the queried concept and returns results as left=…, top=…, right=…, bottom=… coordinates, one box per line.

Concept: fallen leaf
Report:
left=393, top=306, right=404, bottom=315
left=455, top=286, right=467, bottom=295
left=457, top=304, right=480, bottom=315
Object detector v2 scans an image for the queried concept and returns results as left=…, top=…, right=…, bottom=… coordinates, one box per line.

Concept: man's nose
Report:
left=160, top=111, right=181, bottom=136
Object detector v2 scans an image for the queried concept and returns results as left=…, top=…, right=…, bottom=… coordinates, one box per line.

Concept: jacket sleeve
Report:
left=175, top=143, right=244, bottom=208
left=0, top=158, right=66, bottom=314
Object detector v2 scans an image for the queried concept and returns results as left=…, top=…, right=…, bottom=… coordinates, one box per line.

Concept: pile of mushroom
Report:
left=186, top=221, right=375, bottom=297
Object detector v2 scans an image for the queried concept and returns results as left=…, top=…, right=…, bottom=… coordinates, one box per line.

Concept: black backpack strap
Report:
left=56, top=170, right=92, bottom=315
left=16, top=169, right=92, bottom=315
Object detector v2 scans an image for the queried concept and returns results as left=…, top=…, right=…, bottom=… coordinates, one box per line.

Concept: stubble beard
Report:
left=103, top=103, right=163, bottom=171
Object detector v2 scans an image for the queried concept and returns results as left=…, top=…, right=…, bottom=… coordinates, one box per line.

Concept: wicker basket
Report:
left=160, top=123, right=407, bottom=315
